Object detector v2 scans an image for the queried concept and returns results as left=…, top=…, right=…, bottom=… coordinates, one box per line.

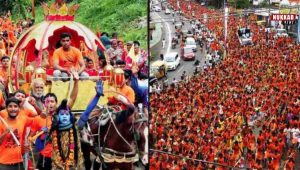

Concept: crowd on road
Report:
left=150, top=0, right=300, bottom=169
left=150, top=2, right=224, bottom=94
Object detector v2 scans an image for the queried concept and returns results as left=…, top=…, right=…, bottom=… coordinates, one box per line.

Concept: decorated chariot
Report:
left=8, top=2, right=125, bottom=111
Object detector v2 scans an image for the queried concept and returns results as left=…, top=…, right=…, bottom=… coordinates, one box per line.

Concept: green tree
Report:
left=8, top=0, right=147, bottom=49
left=0, top=0, right=14, bottom=15
left=209, top=0, right=224, bottom=9
left=228, top=0, right=251, bottom=9
left=259, top=0, right=270, bottom=8
left=0, top=0, right=49, bottom=18
left=0, top=0, right=32, bottom=18
left=12, top=0, right=29, bottom=19
left=228, top=0, right=237, bottom=8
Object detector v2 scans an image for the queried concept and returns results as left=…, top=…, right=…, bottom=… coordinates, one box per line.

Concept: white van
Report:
left=185, top=37, right=197, bottom=52
left=164, top=52, right=180, bottom=71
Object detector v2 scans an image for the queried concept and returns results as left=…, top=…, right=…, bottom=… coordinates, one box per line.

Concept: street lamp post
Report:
left=224, top=0, right=227, bottom=59
left=268, top=0, right=271, bottom=26
left=224, top=0, right=227, bottom=41
left=297, top=4, right=300, bottom=44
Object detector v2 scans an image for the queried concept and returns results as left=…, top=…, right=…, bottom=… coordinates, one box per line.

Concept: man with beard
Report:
left=23, top=78, right=45, bottom=114
left=0, top=97, right=33, bottom=170
left=30, top=71, right=79, bottom=170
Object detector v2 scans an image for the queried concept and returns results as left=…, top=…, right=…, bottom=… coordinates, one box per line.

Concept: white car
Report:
left=185, top=37, right=197, bottom=52
left=164, top=52, right=180, bottom=70
left=165, top=8, right=171, bottom=14
left=237, top=28, right=253, bottom=45
left=274, top=28, right=288, bottom=38
left=152, top=6, right=161, bottom=12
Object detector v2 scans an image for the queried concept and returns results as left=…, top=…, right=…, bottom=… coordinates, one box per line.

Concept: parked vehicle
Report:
left=181, top=47, right=195, bottom=61
left=150, top=60, right=168, bottom=79
left=164, top=52, right=180, bottom=70
left=185, top=37, right=197, bottom=52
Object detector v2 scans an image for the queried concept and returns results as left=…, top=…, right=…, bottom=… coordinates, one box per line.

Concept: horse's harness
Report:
left=84, top=105, right=147, bottom=164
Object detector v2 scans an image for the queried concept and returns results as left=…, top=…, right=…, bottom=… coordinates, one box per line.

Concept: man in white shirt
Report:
left=162, top=38, right=166, bottom=49
left=203, top=61, right=208, bottom=71
left=172, top=78, right=177, bottom=85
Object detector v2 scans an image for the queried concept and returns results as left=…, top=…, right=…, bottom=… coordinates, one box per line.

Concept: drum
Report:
left=103, top=64, right=114, bottom=83
left=113, top=68, right=125, bottom=88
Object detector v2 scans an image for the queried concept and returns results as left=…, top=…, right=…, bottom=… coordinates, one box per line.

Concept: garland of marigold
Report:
left=52, top=128, right=75, bottom=170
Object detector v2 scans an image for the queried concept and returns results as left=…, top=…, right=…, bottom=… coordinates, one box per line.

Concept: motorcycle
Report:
left=163, top=78, right=169, bottom=89
left=194, top=59, right=200, bottom=66
left=172, top=41, right=176, bottom=49
left=171, top=37, right=177, bottom=49
left=181, top=71, right=186, bottom=81
left=193, top=66, right=201, bottom=75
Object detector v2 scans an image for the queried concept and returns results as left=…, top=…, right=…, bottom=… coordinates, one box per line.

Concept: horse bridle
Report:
left=86, top=105, right=140, bottom=164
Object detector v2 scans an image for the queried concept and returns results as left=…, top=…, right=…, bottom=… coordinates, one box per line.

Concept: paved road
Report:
left=150, top=5, right=207, bottom=84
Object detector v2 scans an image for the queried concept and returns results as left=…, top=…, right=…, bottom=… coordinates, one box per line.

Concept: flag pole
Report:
left=31, top=0, right=35, bottom=19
